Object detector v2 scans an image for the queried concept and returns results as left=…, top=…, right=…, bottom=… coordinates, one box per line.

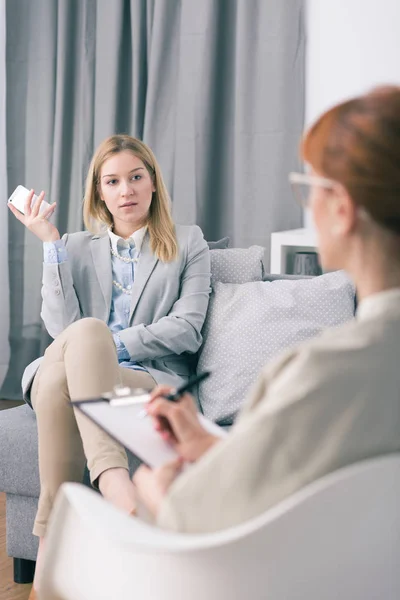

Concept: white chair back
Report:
left=40, top=455, right=400, bottom=600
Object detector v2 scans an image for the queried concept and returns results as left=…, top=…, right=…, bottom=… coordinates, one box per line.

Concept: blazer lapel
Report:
left=130, top=232, right=158, bottom=320
left=90, top=234, right=112, bottom=313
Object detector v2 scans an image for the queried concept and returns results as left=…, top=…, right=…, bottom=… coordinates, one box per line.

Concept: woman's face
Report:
left=99, top=151, right=155, bottom=233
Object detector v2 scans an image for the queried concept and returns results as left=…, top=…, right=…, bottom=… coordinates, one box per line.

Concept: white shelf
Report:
left=270, top=228, right=318, bottom=275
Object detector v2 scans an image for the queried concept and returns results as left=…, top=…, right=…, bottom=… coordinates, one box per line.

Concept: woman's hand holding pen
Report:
left=8, top=189, right=60, bottom=242
left=133, top=385, right=220, bottom=519
left=147, top=385, right=220, bottom=462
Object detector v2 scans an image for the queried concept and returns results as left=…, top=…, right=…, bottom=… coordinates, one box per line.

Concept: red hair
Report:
left=302, top=86, right=400, bottom=234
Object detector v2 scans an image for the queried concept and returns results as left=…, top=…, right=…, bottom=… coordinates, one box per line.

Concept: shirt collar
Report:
left=356, top=287, right=400, bottom=322
left=107, top=226, right=147, bottom=255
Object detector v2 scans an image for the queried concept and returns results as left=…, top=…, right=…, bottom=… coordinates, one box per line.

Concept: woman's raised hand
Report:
left=8, top=189, right=60, bottom=242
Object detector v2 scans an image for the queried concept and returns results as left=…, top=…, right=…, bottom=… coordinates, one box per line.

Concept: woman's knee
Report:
left=65, top=318, right=111, bottom=341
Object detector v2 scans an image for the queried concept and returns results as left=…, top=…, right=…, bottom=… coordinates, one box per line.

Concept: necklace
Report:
left=110, top=247, right=139, bottom=263
left=112, top=280, right=132, bottom=295
left=110, top=245, right=140, bottom=295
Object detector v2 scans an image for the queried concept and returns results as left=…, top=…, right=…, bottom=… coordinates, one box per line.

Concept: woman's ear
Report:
left=332, top=184, right=358, bottom=236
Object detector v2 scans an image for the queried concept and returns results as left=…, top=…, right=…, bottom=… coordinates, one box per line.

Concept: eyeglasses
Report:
left=289, top=172, right=336, bottom=207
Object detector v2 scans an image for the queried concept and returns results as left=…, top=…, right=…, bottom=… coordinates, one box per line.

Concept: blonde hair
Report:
left=83, top=134, right=178, bottom=262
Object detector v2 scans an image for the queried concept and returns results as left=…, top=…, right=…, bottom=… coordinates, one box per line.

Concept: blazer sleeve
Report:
left=40, top=233, right=82, bottom=338
left=118, top=226, right=211, bottom=361
left=156, top=331, right=372, bottom=533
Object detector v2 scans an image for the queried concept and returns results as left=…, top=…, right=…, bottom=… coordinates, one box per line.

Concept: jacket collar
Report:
left=357, top=287, right=400, bottom=322
left=107, top=226, right=147, bottom=255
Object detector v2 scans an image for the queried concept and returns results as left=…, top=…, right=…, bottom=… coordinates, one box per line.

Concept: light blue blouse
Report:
left=43, top=227, right=148, bottom=372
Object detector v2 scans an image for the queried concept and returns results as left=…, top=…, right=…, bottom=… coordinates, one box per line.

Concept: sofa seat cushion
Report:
left=0, top=404, right=40, bottom=497
left=197, top=271, right=355, bottom=424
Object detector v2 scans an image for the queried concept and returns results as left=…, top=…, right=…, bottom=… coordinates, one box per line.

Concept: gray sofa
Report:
left=0, top=246, right=356, bottom=583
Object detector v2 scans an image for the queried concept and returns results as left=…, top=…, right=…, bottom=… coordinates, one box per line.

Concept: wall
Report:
left=305, top=0, right=400, bottom=227
left=306, top=0, right=400, bottom=126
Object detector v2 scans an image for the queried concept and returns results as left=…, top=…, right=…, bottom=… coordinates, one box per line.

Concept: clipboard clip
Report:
left=102, top=385, right=151, bottom=407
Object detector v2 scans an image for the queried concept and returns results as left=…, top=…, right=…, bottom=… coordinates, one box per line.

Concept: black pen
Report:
left=132, top=371, right=211, bottom=417
left=163, top=371, right=211, bottom=402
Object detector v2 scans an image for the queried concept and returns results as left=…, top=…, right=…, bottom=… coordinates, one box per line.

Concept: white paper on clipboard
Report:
left=74, top=399, right=228, bottom=469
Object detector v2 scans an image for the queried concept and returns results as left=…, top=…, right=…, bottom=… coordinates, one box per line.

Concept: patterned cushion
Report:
left=210, top=245, right=264, bottom=287
left=197, top=271, right=355, bottom=424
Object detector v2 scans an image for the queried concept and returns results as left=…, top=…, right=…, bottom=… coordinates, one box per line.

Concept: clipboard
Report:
left=72, top=388, right=227, bottom=469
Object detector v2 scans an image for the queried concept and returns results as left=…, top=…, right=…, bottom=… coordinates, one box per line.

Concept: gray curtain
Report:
left=0, top=0, right=9, bottom=389
left=2, top=0, right=305, bottom=399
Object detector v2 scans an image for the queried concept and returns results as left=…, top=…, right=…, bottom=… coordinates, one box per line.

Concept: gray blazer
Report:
left=22, top=224, right=211, bottom=401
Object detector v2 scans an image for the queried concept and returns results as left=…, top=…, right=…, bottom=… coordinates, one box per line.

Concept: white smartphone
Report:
left=8, top=185, right=51, bottom=215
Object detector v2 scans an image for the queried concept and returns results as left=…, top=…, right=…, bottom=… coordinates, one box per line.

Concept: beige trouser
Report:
left=30, top=318, right=156, bottom=537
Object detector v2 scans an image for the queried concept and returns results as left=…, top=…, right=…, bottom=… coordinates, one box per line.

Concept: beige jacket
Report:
left=158, top=288, right=400, bottom=533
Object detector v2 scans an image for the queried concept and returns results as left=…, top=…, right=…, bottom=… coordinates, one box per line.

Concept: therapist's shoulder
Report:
left=260, top=315, right=365, bottom=389
left=238, top=317, right=364, bottom=420
left=298, top=316, right=370, bottom=367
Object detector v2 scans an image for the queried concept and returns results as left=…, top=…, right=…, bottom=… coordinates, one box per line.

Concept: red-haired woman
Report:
left=134, top=86, right=400, bottom=533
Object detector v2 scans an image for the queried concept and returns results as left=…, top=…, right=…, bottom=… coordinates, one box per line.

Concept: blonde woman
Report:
left=8, top=134, right=211, bottom=593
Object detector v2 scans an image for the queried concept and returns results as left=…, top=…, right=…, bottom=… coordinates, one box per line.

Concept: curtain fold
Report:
left=2, top=0, right=305, bottom=399
left=0, top=0, right=9, bottom=389
left=169, top=0, right=305, bottom=246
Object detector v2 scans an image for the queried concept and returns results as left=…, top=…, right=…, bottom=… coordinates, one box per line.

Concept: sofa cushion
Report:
left=0, top=404, right=40, bottom=497
left=207, top=236, right=230, bottom=249
left=6, top=493, right=39, bottom=560
left=210, top=245, right=264, bottom=287
left=197, top=271, right=355, bottom=424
